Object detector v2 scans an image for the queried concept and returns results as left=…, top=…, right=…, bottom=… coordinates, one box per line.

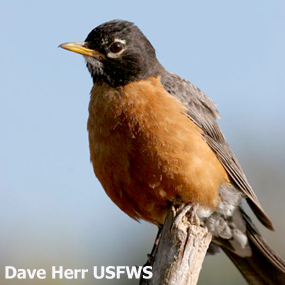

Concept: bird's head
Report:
left=60, top=20, right=163, bottom=87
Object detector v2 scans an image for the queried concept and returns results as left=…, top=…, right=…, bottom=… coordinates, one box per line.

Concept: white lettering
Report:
left=105, top=266, right=116, bottom=279
left=37, top=269, right=46, bottom=279
left=5, top=267, right=47, bottom=280
left=142, top=266, right=153, bottom=279
left=18, top=269, right=26, bottom=279
left=52, top=267, right=87, bottom=279
left=27, top=269, right=36, bottom=279
left=93, top=266, right=105, bottom=279
left=126, top=266, right=142, bottom=279
left=52, top=266, right=63, bottom=279
left=116, top=266, right=125, bottom=279
left=64, top=269, right=73, bottom=279
left=74, top=269, right=88, bottom=279
left=5, top=266, right=16, bottom=279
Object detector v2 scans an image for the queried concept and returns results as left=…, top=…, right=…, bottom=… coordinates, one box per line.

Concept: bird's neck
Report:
left=89, top=61, right=165, bottom=88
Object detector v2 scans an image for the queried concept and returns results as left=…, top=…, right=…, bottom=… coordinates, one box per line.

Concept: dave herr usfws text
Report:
left=5, top=265, right=153, bottom=280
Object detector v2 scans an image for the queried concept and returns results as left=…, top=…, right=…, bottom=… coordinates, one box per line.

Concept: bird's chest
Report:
left=87, top=79, right=186, bottom=185
left=87, top=78, right=226, bottom=224
left=87, top=80, right=169, bottom=223
left=87, top=79, right=177, bottom=176
left=87, top=83, right=141, bottom=175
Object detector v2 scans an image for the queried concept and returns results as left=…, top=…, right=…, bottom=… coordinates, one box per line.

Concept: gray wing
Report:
left=160, top=72, right=273, bottom=230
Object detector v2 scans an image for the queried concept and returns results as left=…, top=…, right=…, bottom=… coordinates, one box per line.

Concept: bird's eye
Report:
left=109, top=42, right=124, bottom=53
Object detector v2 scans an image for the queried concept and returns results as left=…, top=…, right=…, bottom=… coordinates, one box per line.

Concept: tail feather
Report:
left=221, top=211, right=285, bottom=285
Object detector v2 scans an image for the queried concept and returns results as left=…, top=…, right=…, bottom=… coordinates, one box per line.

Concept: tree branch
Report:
left=140, top=205, right=212, bottom=285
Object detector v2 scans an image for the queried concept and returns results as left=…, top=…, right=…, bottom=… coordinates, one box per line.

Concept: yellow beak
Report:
left=59, top=41, right=105, bottom=60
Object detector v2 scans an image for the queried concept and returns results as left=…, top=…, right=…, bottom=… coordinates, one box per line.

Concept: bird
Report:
left=59, top=19, right=285, bottom=284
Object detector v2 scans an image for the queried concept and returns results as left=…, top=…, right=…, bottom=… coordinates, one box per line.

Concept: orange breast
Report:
left=87, top=77, right=229, bottom=225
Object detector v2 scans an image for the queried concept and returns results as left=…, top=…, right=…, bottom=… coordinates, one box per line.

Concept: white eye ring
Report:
left=107, top=39, right=126, bottom=58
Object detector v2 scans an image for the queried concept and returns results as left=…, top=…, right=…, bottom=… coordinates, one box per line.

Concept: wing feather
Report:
left=161, top=72, right=273, bottom=230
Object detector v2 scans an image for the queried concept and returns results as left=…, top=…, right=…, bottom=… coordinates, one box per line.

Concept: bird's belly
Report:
left=87, top=78, right=229, bottom=225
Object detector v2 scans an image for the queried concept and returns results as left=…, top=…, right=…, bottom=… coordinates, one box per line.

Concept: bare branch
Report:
left=140, top=206, right=212, bottom=285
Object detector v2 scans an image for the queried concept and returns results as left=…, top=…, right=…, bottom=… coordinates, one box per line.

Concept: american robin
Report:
left=60, top=20, right=285, bottom=284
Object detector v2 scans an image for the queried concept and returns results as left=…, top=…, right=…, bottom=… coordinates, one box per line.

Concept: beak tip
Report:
left=58, top=43, right=69, bottom=50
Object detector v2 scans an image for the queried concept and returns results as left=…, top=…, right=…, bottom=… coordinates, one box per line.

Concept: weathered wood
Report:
left=140, top=205, right=212, bottom=285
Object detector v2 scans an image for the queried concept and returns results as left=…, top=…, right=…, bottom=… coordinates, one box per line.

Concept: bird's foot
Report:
left=171, top=203, right=200, bottom=231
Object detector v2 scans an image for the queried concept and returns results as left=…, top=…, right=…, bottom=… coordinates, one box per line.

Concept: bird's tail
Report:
left=221, top=211, right=285, bottom=285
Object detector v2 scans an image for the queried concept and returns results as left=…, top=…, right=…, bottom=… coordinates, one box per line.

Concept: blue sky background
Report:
left=1, top=1, right=285, bottom=284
